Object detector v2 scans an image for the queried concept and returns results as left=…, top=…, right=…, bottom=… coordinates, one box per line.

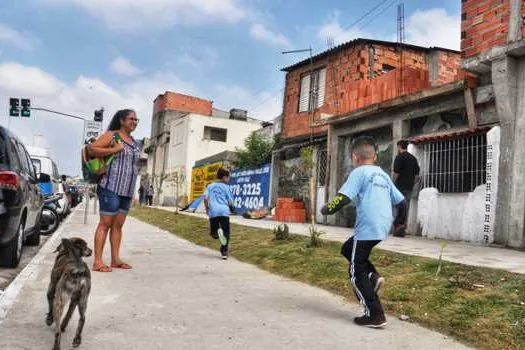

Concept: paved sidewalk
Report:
left=0, top=205, right=468, bottom=349
left=158, top=207, right=525, bottom=274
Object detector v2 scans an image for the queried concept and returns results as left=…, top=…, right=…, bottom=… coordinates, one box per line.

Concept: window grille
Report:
left=317, top=149, right=328, bottom=186
left=421, top=133, right=487, bottom=193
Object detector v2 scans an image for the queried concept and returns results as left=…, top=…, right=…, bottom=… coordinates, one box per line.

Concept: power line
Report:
left=333, top=0, right=390, bottom=41
left=357, top=0, right=399, bottom=32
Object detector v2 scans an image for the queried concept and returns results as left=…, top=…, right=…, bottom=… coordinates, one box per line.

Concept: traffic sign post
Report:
left=83, top=120, right=103, bottom=143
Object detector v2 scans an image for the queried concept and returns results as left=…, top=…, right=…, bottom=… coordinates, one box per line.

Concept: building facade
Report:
left=274, top=38, right=464, bottom=223
left=145, top=91, right=262, bottom=206
left=459, top=0, right=525, bottom=248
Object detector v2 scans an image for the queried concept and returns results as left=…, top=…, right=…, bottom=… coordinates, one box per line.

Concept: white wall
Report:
left=160, top=114, right=261, bottom=203
left=417, top=186, right=486, bottom=242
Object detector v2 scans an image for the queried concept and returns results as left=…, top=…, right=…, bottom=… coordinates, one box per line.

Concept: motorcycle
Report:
left=40, top=193, right=62, bottom=236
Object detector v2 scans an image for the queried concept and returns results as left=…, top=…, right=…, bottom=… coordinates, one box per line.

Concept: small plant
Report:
left=274, top=224, right=290, bottom=241
left=435, top=241, right=448, bottom=276
left=308, top=225, right=325, bottom=248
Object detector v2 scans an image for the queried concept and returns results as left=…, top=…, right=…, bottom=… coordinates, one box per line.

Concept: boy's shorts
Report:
left=97, top=186, right=132, bottom=216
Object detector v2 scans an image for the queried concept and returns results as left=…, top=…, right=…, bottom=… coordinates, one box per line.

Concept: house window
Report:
left=203, top=126, right=227, bottom=142
left=421, top=133, right=487, bottom=193
left=382, top=64, right=396, bottom=74
left=299, top=68, right=327, bottom=112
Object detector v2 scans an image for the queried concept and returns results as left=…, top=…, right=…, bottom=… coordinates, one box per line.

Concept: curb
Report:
left=0, top=208, right=80, bottom=323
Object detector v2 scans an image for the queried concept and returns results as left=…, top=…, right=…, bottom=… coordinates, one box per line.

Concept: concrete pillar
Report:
left=327, top=124, right=339, bottom=226
left=508, top=0, right=524, bottom=43
left=492, top=56, right=525, bottom=247
left=391, top=119, right=409, bottom=169
left=270, top=151, right=280, bottom=207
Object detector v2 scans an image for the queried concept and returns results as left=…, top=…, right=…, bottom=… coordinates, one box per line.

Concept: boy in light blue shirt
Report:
left=204, top=168, right=235, bottom=260
left=321, top=136, right=407, bottom=328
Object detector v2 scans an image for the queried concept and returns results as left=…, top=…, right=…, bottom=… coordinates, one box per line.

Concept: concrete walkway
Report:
left=0, top=205, right=468, bottom=349
left=159, top=207, right=525, bottom=274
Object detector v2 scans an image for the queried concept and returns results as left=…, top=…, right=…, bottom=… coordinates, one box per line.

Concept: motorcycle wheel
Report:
left=40, top=207, right=60, bottom=236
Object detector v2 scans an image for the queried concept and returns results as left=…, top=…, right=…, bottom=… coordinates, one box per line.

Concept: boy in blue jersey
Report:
left=204, top=168, right=235, bottom=260
left=321, top=136, right=407, bottom=328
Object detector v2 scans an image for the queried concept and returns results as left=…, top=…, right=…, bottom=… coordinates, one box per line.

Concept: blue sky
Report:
left=0, top=0, right=462, bottom=175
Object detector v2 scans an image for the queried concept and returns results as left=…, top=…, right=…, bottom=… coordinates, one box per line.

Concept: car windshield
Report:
left=32, top=158, right=41, bottom=174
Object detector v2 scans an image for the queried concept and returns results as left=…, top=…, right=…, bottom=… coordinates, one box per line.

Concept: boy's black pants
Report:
left=341, top=237, right=384, bottom=317
left=209, top=216, right=230, bottom=254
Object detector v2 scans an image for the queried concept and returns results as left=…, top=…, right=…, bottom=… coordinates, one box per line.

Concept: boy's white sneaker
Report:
left=217, top=228, right=227, bottom=246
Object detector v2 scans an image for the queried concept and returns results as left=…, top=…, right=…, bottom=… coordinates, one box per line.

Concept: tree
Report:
left=234, top=132, right=276, bottom=169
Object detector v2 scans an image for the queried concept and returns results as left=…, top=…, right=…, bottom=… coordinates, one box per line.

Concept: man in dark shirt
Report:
left=392, top=140, right=420, bottom=237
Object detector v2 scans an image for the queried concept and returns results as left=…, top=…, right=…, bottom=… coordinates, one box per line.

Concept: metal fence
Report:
left=421, top=133, right=487, bottom=193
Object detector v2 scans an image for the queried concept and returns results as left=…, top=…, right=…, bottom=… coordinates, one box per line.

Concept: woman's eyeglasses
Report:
left=129, top=118, right=140, bottom=123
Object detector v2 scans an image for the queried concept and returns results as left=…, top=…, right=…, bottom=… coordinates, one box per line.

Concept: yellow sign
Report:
left=191, top=162, right=223, bottom=200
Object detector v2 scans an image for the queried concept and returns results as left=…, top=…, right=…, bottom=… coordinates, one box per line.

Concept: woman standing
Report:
left=89, top=109, right=140, bottom=272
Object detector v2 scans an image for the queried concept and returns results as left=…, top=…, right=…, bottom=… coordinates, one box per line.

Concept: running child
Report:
left=321, top=136, right=407, bottom=328
left=204, top=167, right=235, bottom=260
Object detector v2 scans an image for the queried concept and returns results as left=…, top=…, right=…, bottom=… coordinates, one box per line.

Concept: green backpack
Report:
left=81, top=132, right=122, bottom=184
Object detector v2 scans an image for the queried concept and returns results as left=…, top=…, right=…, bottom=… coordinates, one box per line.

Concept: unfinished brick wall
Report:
left=435, top=51, right=464, bottom=85
left=281, top=42, right=462, bottom=140
left=461, top=0, right=509, bottom=58
left=153, top=92, right=213, bottom=116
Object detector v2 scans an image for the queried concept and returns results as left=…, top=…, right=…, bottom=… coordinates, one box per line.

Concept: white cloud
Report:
left=250, top=23, right=290, bottom=47
left=0, top=23, right=34, bottom=50
left=0, top=62, right=194, bottom=175
left=212, top=84, right=282, bottom=121
left=38, top=0, right=245, bottom=31
left=405, top=9, right=461, bottom=50
left=110, top=56, right=142, bottom=76
left=317, top=11, right=368, bottom=46
left=0, top=61, right=278, bottom=175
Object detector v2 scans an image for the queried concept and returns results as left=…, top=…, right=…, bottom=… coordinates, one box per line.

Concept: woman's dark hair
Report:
left=217, top=167, right=230, bottom=180
left=107, top=109, right=135, bottom=131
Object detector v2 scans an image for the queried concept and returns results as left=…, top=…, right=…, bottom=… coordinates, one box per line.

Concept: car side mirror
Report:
left=38, top=173, right=51, bottom=183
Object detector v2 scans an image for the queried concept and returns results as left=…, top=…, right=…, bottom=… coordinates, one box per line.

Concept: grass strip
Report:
left=131, top=207, right=525, bottom=350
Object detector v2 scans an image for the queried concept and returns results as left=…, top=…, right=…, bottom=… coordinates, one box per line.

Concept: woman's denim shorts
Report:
left=97, top=186, right=132, bottom=216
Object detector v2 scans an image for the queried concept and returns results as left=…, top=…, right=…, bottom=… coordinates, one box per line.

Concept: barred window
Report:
left=422, top=133, right=487, bottom=193
left=317, top=149, right=327, bottom=186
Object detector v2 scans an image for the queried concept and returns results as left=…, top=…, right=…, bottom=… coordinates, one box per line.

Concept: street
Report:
left=0, top=206, right=468, bottom=350
left=0, top=234, right=52, bottom=292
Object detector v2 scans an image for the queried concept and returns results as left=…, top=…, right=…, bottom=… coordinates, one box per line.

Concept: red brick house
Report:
left=280, top=39, right=463, bottom=141
left=273, top=38, right=464, bottom=224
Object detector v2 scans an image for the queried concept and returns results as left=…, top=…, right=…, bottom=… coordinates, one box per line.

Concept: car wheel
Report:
left=0, top=220, right=24, bottom=268
left=25, top=218, right=41, bottom=246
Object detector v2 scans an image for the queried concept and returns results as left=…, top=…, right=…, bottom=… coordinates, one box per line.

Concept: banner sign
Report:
left=229, top=163, right=271, bottom=213
left=190, top=162, right=223, bottom=201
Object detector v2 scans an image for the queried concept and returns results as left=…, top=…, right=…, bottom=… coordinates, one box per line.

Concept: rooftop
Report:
left=281, top=38, right=460, bottom=72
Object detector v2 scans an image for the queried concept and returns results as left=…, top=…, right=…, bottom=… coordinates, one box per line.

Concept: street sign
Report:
left=21, top=99, right=31, bottom=117
left=83, top=120, right=103, bottom=142
left=9, top=98, right=20, bottom=117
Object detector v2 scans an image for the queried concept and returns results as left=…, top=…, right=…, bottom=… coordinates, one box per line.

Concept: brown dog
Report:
left=46, top=238, right=92, bottom=350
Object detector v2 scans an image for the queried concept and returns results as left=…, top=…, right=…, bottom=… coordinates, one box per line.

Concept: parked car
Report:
left=0, top=126, right=44, bottom=268
left=27, top=146, right=60, bottom=196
